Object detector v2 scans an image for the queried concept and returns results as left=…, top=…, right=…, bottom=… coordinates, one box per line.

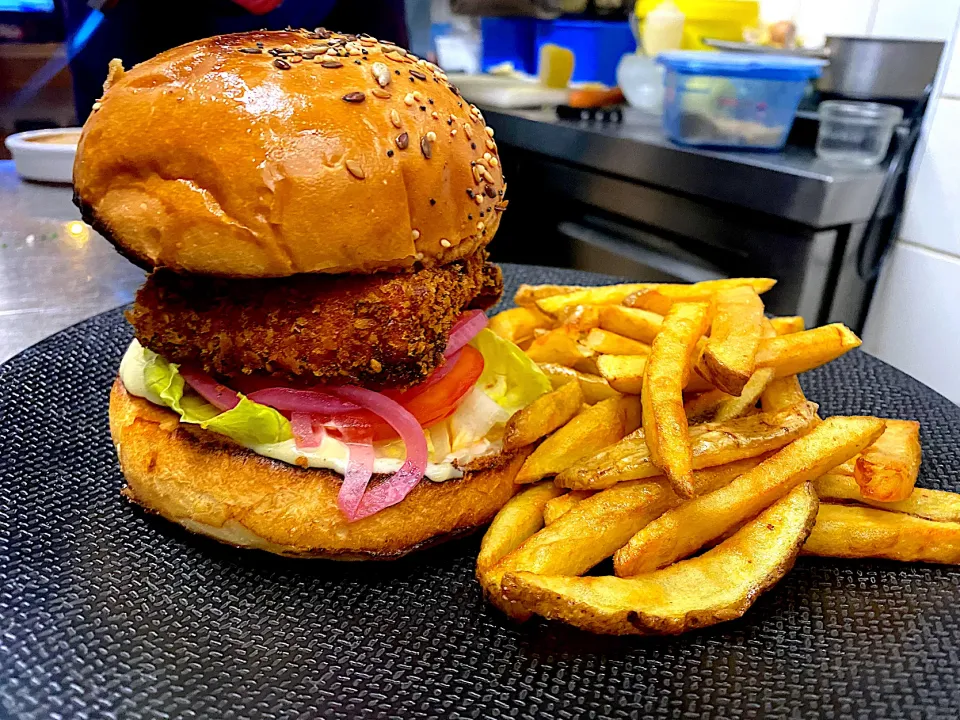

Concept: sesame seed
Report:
left=92, top=101, right=102, bottom=111
left=413, top=91, right=422, bottom=101
left=431, top=111, right=439, bottom=120
left=485, top=126, right=495, bottom=137
left=274, top=58, right=291, bottom=70
left=448, top=114, right=456, bottom=125
left=477, top=222, right=485, bottom=231
left=486, top=139, right=496, bottom=151
left=426, top=131, right=437, bottom=142
left=474, top=194, right=483, bottom=205
left=440, top=238, right=451, bottom=248
left=390, top=109, right=402, bottom=128
left=463, top=124, right=473, bottom=139
left=404, top=93, right=415, bottom=106
left=396, top=132, right=409, bottom=150
left=342, top=92, right=366, bottom=103
left=483, top=152, right=492, bottom=161
left=345, top=159, right=365, bottom=179
left=451, top=129, right=457, bottom=137
left=412, top=229, right=421, bottom=240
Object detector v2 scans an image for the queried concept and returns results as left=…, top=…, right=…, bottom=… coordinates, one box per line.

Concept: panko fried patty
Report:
left=128, top=250, right=502, bottom=389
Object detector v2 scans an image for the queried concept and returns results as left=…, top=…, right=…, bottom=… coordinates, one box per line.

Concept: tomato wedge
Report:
left=329, top=345, right=484, bottom=442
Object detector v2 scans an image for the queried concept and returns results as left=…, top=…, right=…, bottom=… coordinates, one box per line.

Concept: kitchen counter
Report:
left=0, top=161, right=144, bottom=363
left=483, top=107, right=887, bottom=228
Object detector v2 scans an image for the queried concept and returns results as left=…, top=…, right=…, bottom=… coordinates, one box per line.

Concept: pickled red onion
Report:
left=327, top=386, right=428, bottom=520
left=337, top=441, right=376, bottom=520
left=291, top=413, right=325, bottom=449
left=179, top=366, right=240, bottom=412
left=247, top=387, right=360, bottom=415
left=444, top=310, right=487, bottom=357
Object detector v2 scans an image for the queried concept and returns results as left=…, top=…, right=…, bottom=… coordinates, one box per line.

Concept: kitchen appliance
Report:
left=817, top=36, right=944, bottom=102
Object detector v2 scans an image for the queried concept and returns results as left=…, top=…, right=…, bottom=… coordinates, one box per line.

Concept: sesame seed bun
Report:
left=73, top=29, right=506, bottom=278
left=109, top=378, right=527, bottom=559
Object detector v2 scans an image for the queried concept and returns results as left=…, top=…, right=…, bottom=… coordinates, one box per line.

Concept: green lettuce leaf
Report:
left=470, top=328, right=551, bottom=412
left=141, top=349, right=292, bottom=445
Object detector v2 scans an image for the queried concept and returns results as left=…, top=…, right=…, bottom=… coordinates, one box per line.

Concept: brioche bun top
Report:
left=73, top=29, right=506, bottom=278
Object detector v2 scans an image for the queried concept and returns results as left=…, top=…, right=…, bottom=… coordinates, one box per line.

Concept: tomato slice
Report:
left=328, top=345, right=484, bottom=442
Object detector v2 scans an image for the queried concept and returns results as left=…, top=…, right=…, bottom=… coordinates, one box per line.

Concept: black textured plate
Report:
left=2, top=264, right=960, bottom=719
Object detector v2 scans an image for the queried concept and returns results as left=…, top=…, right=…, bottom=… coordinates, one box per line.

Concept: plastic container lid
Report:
left=657, top=51, right=826, bottom=81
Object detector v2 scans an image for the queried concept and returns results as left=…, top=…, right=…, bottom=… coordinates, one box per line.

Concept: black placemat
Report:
left=2, top=264, right=960, bottom=719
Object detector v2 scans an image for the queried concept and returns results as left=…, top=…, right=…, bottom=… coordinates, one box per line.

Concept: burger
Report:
left=73, top=29, right=550, bottom=559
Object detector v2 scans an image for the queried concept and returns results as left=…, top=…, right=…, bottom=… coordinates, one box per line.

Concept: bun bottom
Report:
left=109, top=378, right=524, bottom=559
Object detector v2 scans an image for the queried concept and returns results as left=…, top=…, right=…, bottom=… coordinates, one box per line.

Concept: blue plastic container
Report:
left=535, top=20, right=636, bottom=86
left=657, top=51, right=826, bottom=150
left=481, top=17, right=538, bottom=75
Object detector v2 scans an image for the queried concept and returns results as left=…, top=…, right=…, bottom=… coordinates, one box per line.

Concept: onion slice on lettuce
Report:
left=179, top=365, right=241, bottom=412
left=445, top=310, right=488, bottom=357
left=327, top=386, right=429, bottom=520
left=247, top=387, right=360, bottom=415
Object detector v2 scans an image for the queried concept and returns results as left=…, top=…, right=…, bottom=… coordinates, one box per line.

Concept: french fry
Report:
left=516, top=396, right=641, bottom=483
left=598, top=305, right=663, bottom=344
left=761, top=375, right=807, bottom=413
left=684, top=367, right=775, bottom=424
left=493, top=479, right=681, bottom=584
left=770, top=316, right=805, bottom=335
left=613, top=415, right=885, bottom=576
left=854, top=419, right=922, bottom=502
left=476, top=480, right=564, bottom=620
left=557, top=401, right=819, bottom=490
left=642, top=302, right=713, bottom=497
left=536, top=284, right=655, bottom=316
left=802, top=503, right=960, bottom=564
left=542, top=490, right=594, bottom=525
left=596, top=354, right=647, bottom=394
left=514, top=283, right=585, bottom=308
left=487, top=307, right=552, bottom=347
left=556, top=304, right=602, bottom=331
left=501, top=483, right=818, bottom=635
left=813, top=474, right=960, bottom=524
left=538, top=363, right=623, bottom=404
left=582, top=328, right=651, bottom=356
left=503, top=381, right=583, bottom=452
left=524, top=326, right=594, bottom=367
left=755, top=323, right=861, bottom=377
left=698, top=286, right=765, bottom=396
left=623, top=278, right=777, bottom=313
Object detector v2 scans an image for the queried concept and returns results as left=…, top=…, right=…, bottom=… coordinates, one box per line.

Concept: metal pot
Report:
left=817, top=36, right=944, bottom=101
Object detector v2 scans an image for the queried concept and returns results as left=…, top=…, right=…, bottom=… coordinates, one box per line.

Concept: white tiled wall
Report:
left=766, top=0, right=960, bottom=44
left=863, top=244, right=960, bottom=403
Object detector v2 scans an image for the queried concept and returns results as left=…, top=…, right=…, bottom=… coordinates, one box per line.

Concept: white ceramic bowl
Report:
left=5, top=128, right=82, bottom=183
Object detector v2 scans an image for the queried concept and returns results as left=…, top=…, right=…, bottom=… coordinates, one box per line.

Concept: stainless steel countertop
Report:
left=483, top=107, right=887, bottom=228
left=0, top=161, right=144, bottom=364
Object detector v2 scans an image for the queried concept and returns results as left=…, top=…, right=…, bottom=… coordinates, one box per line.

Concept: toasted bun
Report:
left=109, top=378, right=523, bottom=559
left=74, top=29, right=506, bottom=278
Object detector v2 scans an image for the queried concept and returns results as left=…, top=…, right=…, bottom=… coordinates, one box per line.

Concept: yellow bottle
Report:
left=635, top=0, right=760, bottom=51
left=538, top=43, right=576, bottom=89
left=641, top=0, right=685, bottom=57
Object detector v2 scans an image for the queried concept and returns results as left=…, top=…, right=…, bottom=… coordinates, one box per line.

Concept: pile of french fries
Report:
left=478, top=278, right=958, bottom=636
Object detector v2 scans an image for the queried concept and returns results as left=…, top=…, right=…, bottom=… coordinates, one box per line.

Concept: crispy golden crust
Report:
left=127, top=252, right=502, bottom=389
left=109, top=378, right=524, bottom=559
left=73, top=29, right=506, bottom=278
